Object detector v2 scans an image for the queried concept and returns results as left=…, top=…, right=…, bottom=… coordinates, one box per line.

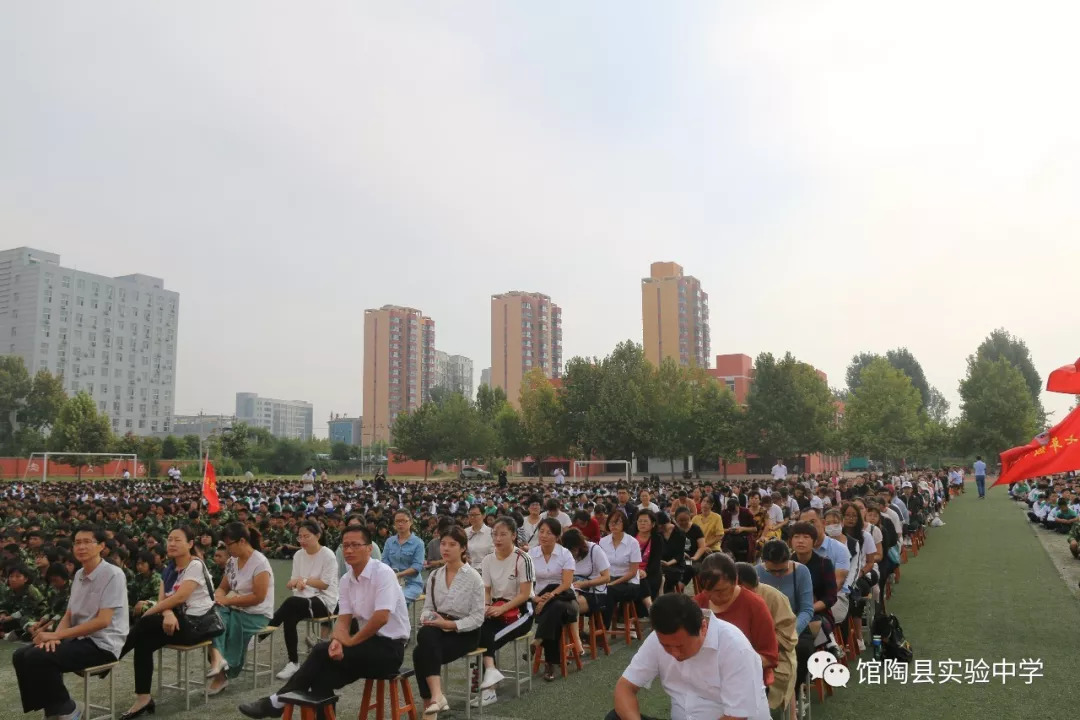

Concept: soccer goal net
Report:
left=22, top=452, right=140, bottom=482
left=572, top=460, right=631, bottom=483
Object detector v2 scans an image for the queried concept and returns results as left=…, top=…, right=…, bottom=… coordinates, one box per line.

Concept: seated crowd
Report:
left=0, top=466, right=950, bottom=720
left=1011, top=473, right=1080, bottom=561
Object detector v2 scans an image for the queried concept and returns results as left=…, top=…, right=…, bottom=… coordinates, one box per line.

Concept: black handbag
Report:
left=174, top=560, right=225, bottom=641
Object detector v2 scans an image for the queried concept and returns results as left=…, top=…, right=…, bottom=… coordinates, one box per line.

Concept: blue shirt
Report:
left=382, top=534, right=425, bottom=602
left=814, top=536, right=853, bottom=592
left=974, top=460, right=986, bottom=477
left=756, top=562, right=814, bottom=635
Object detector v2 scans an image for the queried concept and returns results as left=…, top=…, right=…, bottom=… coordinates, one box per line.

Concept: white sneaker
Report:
left=276, top=661, right=300, bottom=680
left=480, top=667, right=505, bottom=689
left=470, top=690, right=497, bottom=708
left=857, top=639, right=866, bottom=653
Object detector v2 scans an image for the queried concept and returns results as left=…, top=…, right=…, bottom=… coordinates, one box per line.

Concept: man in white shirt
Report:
left=240, top=525, right=410, bottom=719
left=973, top=456, right=988, bottom=499
left=611, top=594, right=770, bottom=720
left=553, top=467, right=565, bottom=485
left=771, top=460, right=787, bottom=482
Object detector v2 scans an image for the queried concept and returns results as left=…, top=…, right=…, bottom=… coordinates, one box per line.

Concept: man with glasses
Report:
left=466, top=504, right=494, bottom=567
left=14, top=526, right=129, bottom=720
left=240, top=524, right=410, bottom=719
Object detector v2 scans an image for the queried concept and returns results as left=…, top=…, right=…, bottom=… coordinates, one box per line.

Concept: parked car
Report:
left=459, top=466, right=492, bottom=480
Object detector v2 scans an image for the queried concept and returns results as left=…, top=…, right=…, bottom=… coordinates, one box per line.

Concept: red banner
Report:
left=994, top=406, right=1080, bottom=487
left=203, top=460, right=221, bottom=514
left=1047, top=358, right=1080, bottom=395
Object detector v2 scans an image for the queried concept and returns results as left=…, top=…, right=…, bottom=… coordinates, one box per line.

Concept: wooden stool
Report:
left=358, top=670, right=417, bottom=720
left=531, top=625, right=583, bottom=678
left=156, top=640, right=211, bottom=710
left=578, top=611, right=610, bottom=659
left=607, top=601, right=645, bottom=646
left=846, top=615, right=861, bottom=662
left=245, top=625, right=277, bottom=689
left=280, top=690, right=339, bottom=720
left=73, top=661, right=119, bottom=720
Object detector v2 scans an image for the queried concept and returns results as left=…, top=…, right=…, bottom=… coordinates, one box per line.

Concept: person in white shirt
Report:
left=519, top=496, right=544, bottom=549
left=544, top=498, right=573, bottom=531
left=208, top=523, right=274, bottom=695
left=611, top=593, right=770, bottom=720
left=269, top=520, right=341, bottom=681
left=239, top=525, right=410, bottom=720
left=637, top=490, right=660, bottom=514
left=465, top=504, right=495, bottom=569
left=771, top=461, right=788, bottom=481
left=119, top=526, right=217, bottom=719
left=528, top=518, right=578, bottom=681
left=599, top=510, right=645, bottom=629
left=554, top=467, right=566, bottom=485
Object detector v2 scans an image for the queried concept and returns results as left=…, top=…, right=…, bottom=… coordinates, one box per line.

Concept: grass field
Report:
left=0, top=488, right=1077, bottom=720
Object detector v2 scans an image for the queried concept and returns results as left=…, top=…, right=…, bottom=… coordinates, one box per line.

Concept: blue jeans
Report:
left=976, top=476, right=986, bottom=497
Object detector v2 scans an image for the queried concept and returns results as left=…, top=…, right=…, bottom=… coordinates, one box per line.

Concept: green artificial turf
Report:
left=0, top=489, right=1076, bottom=720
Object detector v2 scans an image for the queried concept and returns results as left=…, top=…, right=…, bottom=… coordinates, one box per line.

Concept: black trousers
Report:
left=478, top=611, right=533, bottom=659
left=605, top=711, right=662, bottom=720
left=603, top=583, right=646, bottom=629
left=412, top=626, right=480, bottom=699
left=278, top=635, right=405, bottom=699
left=794, top=627, right=815, bottom=692
left=120, top=613, right=200, bottom=694
left=269, top=596, right=331, bottom=663
left=534, top=590, right=578, bottom=664
left=14, top=638, right=116, bottom=715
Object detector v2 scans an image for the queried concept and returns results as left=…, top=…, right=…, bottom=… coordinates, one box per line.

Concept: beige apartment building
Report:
left=362, top=305, right=435, bottom=444
left=491, top=291, right=562, bottom=407
left=641, top=261, right=710, bottom=368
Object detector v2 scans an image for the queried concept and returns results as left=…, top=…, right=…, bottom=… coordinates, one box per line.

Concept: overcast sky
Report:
left=3, top=2, right=1078, bottom=436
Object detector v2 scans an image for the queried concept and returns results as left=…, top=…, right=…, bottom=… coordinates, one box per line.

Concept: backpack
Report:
left=872, top=613, right=913, bottom=663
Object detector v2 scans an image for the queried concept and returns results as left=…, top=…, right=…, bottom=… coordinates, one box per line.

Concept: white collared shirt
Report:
left=339, top=558, right=411, bottom=641
left=622, top=615, right=770, bottom=720
left=466, top=524, right=494, bottom=567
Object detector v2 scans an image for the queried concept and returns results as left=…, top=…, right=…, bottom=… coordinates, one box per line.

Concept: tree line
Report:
left=393, top=329, right=1048, bottom=476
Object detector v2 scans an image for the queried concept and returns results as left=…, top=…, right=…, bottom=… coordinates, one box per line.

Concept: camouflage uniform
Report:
left=43, top=582, right=70, bottom=626
left=128, top=570, right=162, bottom=614
left=0, top=584, right=47, bottom=638
left=1068, top=521, right=1080, bottom=543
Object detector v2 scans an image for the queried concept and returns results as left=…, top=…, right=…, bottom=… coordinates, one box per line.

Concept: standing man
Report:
left=771, top=460, right=788, bottom=483
left=973, top=456, right=987, bottom=499
left=239, top=524, right=410, bottom=719
left=553, top=467, right=566, bottom=486
left=609, top=593, right=770, bottom=720
left=14, top=526, right=130, bottom=720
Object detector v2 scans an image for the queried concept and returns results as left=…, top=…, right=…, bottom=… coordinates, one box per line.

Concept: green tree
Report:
left=162, top=435, right=182, bottom=460
left=686, top=371, right=742, bottom=478
left=957, top=356, right=1039, bottom=457
left=140, top=436, right=163, bottom=478
left=330, top=441, right=351, bottom=463
left=916, top=418, right=955, bottom=467
left=842, top=358, right=923, bottom=464
left=884, top=348, right=931, bottom=410
left=221, top=422, right=251, bottom=462
left=845, top=352, right=880, bottom=395
left=590, top=341, right=657, bottom=463
left=653, top=359, right=692, bottom=478
left=475, top=384, right=507, bottom=424
left=0, top=356, right=33, bottom=451
left=50, top=392, right=114, bottom=479
left=182, top=434, right=202, bottom=459
left=560, top=356, right=603, bottom=476
left=926, top=387, right=951, bottom=423
left=974, top=328, right=1044, bottom=423
left=494, top=404, right=530, bottom=466
left=390, top=404, right=441, bottom=480
left=519, top=368, right=567, bottom=475
left=0, top=359, right=67, bottom=455
left=744, top=352, right=835, bottom=461
left=434, top=391, right=494, bottom=466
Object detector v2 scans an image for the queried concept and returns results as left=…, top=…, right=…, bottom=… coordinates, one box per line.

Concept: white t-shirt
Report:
left=226, top=551, right=275, bottom=618
left=545, top=512, right=573, bottom=532
left=598, top=533, right=642, bottom=585
left=772, top=464, right=788, bottom=480
left=521, top=517, right=544, bottom=548
left=529, top=544, right=576, bottom=589
left=767, top=505, right=784, bottom=525
left=466, top=525, right=495, bottom=567
left=481, top=548, right=535, bottom=601
left=573, top=542, right=611, bottom=595
left=169, top=558, right=215, bottom=616
left=290, top=546, right=340, bottom=611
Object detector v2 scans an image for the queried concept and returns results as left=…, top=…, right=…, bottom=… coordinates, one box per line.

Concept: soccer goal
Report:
left=22, top=452, right=140, bottom=482
left=572, top=460, right=631, bottom=483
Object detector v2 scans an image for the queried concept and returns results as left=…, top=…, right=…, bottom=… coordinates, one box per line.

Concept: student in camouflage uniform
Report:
left=210, top=543, right=229, bottom=588
left=129, top=550, right=163, bottom=618
left=42, top=562, right=70, bottom=630
left=0, top=564, right=46, bottom=641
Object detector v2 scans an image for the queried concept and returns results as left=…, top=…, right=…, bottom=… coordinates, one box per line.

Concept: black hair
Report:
left=538, top=517, right=562, bottom=538
left=734, top=562, right=758, bottom=588
left=73, top=525, right=106, bottom=543
left=342, top=525, right=373, bottom=545
left=560, top=527, right=587, bottom=557
left=136, top=550, right=156, bottom=567
left=297, top=519, right=322, bottom=537
left=649, top=593, right=706, bottom=636
left=45, top=562, right=69, bottom=583
left=606, top=509, right=629, bottom=532
left=221, top=522, right=262, bottom=552
left=439, top=526, right=469, bottom=562
left=493, top=515, right=518, bottom=535
left=544, top=498, right=560, bottom=512
left=345, top=513, right=365, bottom=527
left=674, top=506, right=691, bottom=518
left=692, top=554, right=735, bottom=596
left=760, top=539, right=791, bottom=564
left=789, top=521, right=818, bottom=542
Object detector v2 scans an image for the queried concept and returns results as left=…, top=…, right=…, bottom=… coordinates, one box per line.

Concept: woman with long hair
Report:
left=598, top=510, right=645, bottom=630
left=412, top=526, right=485, bottom=717
left=118, top=526, right=218, bottom=719
left=269, top=519, right=340, bottom=681
left=527, top=518, right=577, bottom=681
left=560, top=527, right=610, bottom=655
left=206, top=522, right=274, bottom=695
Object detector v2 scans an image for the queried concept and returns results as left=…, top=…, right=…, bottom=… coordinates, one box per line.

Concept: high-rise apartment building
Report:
left=490, top=291, right=562, bottom=407
left=641, top=261, right=710, bottom=368
left=434, top=351, right=473, bottom=399
left=235, top=393, right=313, bottom=441
left=0, top=247, right=180, bottom=436
left=363, top=305, right=435, bottom=444
left=479, top=367, right=491, bottom=388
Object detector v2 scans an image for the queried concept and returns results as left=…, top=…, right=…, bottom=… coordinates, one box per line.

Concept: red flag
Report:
left=1047, top=358, right=1080, bottom=395
left=203, top=460, right=221, bottom=514
left=994, top=406, right=1080, bottom=487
